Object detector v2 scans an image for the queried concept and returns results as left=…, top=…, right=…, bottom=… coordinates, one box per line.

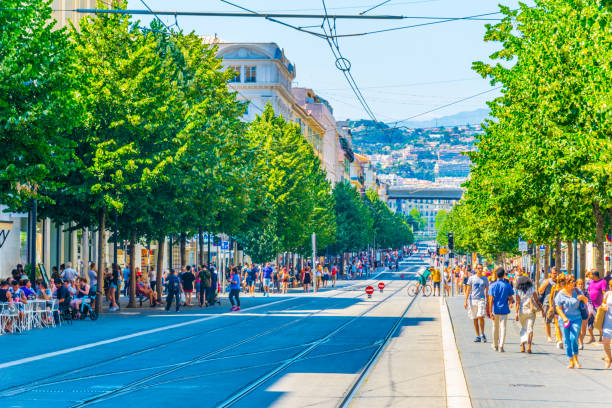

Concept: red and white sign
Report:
left=365, top=286, right=374, bottom=295
left=400, top=274, right=405, bottom=279
left=378, top=282, right=385, bottom=291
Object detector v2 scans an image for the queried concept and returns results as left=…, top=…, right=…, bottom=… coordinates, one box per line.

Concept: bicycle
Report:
left=407, top=278, right=433, bottom=297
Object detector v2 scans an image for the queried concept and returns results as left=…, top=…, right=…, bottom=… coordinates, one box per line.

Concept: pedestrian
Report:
left=108, top=264, right=120, bottom=311
left=601, top=279, right=612, bottom=369
left=431, top=266, right=441, bottom=297
left=515, top=275, right=540, bottom=353
left=149, top=266, right=157, bottom=293
left=281, top=267, right=289, bottom=294
left=229, top=267, right=241, bottom=311
left=262, top=262, right=273, bottom=297
left=303, top=266, right=312, bottom=293
left=248, top=264, right=258, bottom=296
left=331, top=264, right=337, bottom=287
left=464, top=264, right=488, bottom=343
left=314, top=265, right=322, bottom=292
left=61, top=262, right=78, bottom=282
left=165, top=269, right=182, bottom=312
left=555, top=275, right=589, bottom=368
left=322, top=266, right=329, bottom=288
left=488, top=267, right=514, bottom=352
left=121, top=265, right=130, bottom=297
left=576, top=278, right=590, bottom=349
left=198, top=265, right=211, bottom=307
left=181, top=265, right=195, bottom=306
left=538, top=267, right=559, bottom=344
left=586, top=270, right=607, bottom=344
left=88, top=263, right=97, bottom=292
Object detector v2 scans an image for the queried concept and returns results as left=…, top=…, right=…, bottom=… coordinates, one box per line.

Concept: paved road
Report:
left=0, top=257, right=431, bottom=408
left=447, top=296, right=612, bottom=408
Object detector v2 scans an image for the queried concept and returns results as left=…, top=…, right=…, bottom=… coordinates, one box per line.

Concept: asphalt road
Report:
left=0, top=255, right=430, bottom=408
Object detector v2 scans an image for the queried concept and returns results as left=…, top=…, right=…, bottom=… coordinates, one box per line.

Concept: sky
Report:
left=123, top=0, right=525, bottom=123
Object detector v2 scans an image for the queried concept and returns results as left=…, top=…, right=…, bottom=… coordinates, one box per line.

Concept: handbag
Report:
left=579, top=301, right=588, bottom=320
left=594, top=293, right=608, bottom=331
left=529, top=292, right=543, bottom=314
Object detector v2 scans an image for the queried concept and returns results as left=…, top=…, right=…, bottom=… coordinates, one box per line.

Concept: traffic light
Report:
left=447, top=232, right=454, bottom=251
left=436, top=247, right=440, bottom=256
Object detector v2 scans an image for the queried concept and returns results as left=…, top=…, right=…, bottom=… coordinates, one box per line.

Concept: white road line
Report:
left=0, top=297, right=297, bottom=370
left=440, top=296, right=472, bottom=408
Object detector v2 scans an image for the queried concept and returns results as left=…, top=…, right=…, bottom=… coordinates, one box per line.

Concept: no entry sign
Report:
left=365, top=286, right=374, bottom=298
left=400, top=274, right=405, bottom=279
left=378, top=282, right=385, bottom=292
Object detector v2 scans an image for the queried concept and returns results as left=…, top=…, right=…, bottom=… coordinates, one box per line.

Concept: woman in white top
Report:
left=601, top=280, right=612, bottom=369
left=515, top=275, right=539, bottom=354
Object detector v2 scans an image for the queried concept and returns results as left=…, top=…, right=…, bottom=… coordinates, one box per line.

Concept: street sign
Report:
left=401, top=274, right=404, bottom=279
left=221, top=241, right=229, bottom=250
left=518, top=239, right=528, bottom=252
left=378, top=282, right=385, bottom=292
left=440, top=248, right=448, bottom=255
left=365, top=285, right=374, bottom=298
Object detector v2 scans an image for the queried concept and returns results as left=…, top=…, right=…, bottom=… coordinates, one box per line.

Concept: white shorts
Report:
left=263, top=278, right=271, bottom=287
left=468, top=298, right=487, bottom=319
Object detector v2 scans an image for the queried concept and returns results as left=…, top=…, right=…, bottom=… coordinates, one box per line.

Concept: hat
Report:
left=19, top=275, right=29, bottom=281
left=516, top=275, right=530, bottom=286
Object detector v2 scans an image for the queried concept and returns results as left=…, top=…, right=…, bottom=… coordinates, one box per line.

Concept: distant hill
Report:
left=395, top=108, right=489, bottom=128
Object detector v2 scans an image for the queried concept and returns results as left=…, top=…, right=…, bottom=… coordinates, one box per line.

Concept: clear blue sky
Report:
left=125, top=0, right=525, bottom=122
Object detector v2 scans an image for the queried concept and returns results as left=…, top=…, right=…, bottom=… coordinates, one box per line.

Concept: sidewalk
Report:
left=351, top=295, right=446, bottom=407
left=446, top=296, right=612, bottom=407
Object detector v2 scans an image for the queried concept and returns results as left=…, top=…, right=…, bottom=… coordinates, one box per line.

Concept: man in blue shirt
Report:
left=262, top=262, right=273, bottom=297
left=229, top=267, right=241, bottom=311
left=488, top=267, right=515, bottom=352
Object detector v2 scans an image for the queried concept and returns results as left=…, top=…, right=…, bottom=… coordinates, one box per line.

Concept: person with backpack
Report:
left=165, top=269, right=182, bottom=312
left=208, top=265, right=219, bottom=306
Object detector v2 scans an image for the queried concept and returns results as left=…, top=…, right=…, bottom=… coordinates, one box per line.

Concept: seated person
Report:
left=10, top=280, right=27, bottom=304
left=56, top=278, right=72, bottom=314
left=36, top=281, right=52, bottom=300
left=20, top=279, right=36, bottom=299
left=136, top=276, right=158, bottom=307
left=71, top=277, right=90, bottom=311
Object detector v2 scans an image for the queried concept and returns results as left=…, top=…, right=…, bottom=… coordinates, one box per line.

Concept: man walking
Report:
left=488, top=267, right=514, bottom=352
left=229, top=267, right=241, bottom=311
left=262, top=262, right=273, bottom=297
left=431, top=266, right=441, bottom=296
left=464, top=264, right=489, bottom=343
left=165, top=269, right=182, bottom=312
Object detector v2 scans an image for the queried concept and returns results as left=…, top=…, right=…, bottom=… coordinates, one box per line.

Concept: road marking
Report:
left=440, top=296, right=472, bottom=408
left=0, top=297, right=297, bottom=370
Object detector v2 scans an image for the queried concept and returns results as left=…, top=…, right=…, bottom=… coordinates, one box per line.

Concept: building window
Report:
left=228, top=66, right=241, bottom=83
left=245, top=66, right=257, bottom=83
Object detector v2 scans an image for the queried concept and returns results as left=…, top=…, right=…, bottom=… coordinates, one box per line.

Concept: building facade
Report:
left=386, top=185, right=463, bottom=239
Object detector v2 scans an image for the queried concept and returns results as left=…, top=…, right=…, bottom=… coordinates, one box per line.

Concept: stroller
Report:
left=76, top=288, right=98, bottom=321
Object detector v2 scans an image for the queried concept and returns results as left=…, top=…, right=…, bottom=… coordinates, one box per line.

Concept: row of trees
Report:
left=437, top=0, right=612, bottom=274
left=1, top=1, right=413, bottom=311
left=329, top=183, right=414, bottom=256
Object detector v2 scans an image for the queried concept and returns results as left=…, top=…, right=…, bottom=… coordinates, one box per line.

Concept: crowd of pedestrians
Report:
left=451, top=260, right=612, bottom=369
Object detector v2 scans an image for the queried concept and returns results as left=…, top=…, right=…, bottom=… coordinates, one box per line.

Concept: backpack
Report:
left=170, top=276, right=180, bottom=292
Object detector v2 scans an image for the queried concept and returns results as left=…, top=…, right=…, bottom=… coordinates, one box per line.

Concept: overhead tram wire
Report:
left=360, top=0, right=393, bottom=15
left=321, top=0, right=379, bottom=122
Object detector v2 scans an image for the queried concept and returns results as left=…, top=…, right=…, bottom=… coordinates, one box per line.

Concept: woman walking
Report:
left=515, top=276, right=539, bottom=353
left=601, top=279, right=612, bottom=369
left=280, top=267, right=289, bottom=294
left=555, top=275, right=589, bottom=368
left=303, top=267, right=312, bottom=293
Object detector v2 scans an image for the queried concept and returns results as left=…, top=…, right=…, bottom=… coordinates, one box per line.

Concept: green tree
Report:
left=329, top=181, right=373, bottom=255
left=0, top=0, right=79, bottom=209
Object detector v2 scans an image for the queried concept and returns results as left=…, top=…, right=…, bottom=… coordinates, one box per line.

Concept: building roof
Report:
left=387, top=185, right=463, bottom=200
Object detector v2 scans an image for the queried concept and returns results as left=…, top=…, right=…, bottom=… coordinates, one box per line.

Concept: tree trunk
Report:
left=554, top=238, right=561, bottom=270
left=198, top=228, right=204, bottom=266
left=594, top=201, right=605, bottom=274
left=128, top=234, right=137, bottom=308
left=179, top=232, right=187, bottom=267
left=95, top=208, right=106, bottom=314
left=156, top=237, right=165, bottom=301
left=544, top=245, right=550, bottom=274
left=579, top=240, right=587, bottom=280
left=567, top=240, right=573, bottom=276
left=535, top=244, right=540, bottom=285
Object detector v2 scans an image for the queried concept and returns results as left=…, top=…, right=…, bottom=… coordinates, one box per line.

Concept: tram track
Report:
left=65, top=276, right=395, bottom=407
left=3, top=274, right=389, bottom=399
left=215, top=279, right=415, bottom=408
